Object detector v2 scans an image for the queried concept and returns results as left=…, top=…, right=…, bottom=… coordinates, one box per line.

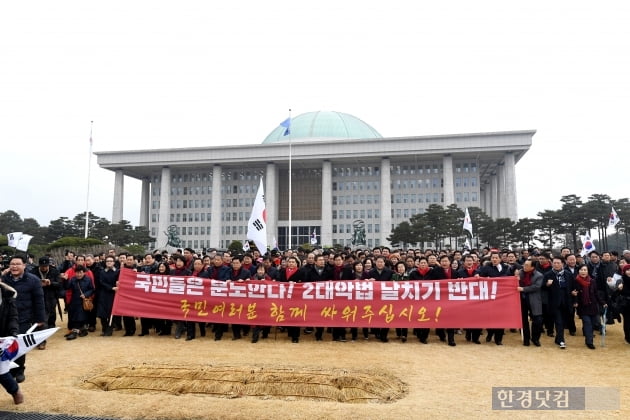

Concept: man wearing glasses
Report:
left=1, top=254, right=46, bottom=383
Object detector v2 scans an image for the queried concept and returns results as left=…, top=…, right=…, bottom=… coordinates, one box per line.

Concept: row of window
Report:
left=332, top=209, right=381, bottom=219
left=333, top=195, right=380, bottom=205
left=158, top=163, right=477, bottom=187
left=333, top=224, right=380, bottom=234
left=332, top=181, right=380, bottom=191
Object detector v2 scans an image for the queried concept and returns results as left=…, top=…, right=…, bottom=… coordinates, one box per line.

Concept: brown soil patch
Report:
left=2, top=315, right=629, bottom=419
left=82, top=364, right=407, bottom=403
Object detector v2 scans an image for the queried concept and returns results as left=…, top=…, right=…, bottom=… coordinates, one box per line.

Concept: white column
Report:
left=209, top=165, right=222, bottom=248
left=321, top=160, right=333, bottom=247
left=139, top=178, right=150, bottom=227
left=266, top=163, right=278, bottom=249
left=503, top=152, right=518, bottom=221
left=112, top=170, right=124, bottom=223
left=380, top=157, right=392, bottom=247
left=490, top=173, right=499, bottom=219
left=156, top=167, right=171, bottom=248
left=442, top=155, right=454, bottom=206
left=497, top=162, right=506, bottom=218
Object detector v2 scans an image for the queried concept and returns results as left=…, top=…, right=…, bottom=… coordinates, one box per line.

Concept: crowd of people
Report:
left=1, top=244, right=629, bottom=405
left=3, top=244, right=629, bottom=353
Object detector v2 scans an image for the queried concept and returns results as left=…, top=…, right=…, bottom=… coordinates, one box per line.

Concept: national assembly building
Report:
left=96, top=111, right=534, bottom=251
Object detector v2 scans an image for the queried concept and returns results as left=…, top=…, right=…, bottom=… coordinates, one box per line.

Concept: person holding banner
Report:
left=170, top=254, right=192, bottom=339
left=477, top=251, right=512, bottom=346
left=517, top=259, right=543, bottom=347
left=392, top=262, right=410, bottom=342
left=303, top=254, right=332, bottom=341
left=431, top=255, right=457, bottom=346
left=278, top=256, right=304, bottom=343
left=370, top=256, right=393, bottom=342
left=227, top=256, right=252, bottom=340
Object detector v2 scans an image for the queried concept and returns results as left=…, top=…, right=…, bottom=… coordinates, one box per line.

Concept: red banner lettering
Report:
left=111, top=268, right=522, bottom=328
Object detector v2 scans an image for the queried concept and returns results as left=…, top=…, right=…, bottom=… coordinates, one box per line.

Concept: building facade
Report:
left=96, top=111, right=534, bottom=251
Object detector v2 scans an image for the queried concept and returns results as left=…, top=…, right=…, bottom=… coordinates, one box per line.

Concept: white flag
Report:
left=310, top=229, right=317, bottom=245
left=16, top=234, right=33, bottom=251
left=7, top=232, right=22, bottom=248
left=580, top=233, right=596, bottom=257
left=247, top=178, right=268, bottom=253
left=463, top=208, right=473, bottom=236
left=609, top=207, right=620, bottom=228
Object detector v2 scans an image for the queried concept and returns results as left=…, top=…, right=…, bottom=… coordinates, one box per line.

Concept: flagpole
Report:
left=287, top=108, right=292, bottom=250
left=84, top=121, right=93, bottom=239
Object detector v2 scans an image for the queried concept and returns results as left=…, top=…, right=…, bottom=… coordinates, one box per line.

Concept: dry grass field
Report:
left=3, top=317, right=629, bottom=420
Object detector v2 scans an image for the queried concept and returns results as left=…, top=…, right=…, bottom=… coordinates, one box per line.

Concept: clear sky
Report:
left=1, top=1, right=628, bottom=230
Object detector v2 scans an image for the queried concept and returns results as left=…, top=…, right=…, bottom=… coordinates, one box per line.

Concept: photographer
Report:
left=29, top=256, right=62, bottom=349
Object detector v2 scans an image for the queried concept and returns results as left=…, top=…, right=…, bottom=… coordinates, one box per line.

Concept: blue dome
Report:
left=262, top=111, right=382, bottom=144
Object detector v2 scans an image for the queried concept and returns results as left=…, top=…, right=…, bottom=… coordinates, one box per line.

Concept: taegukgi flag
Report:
left=247, top=178, right=268, bottom=253
left=580, top=233, right=596, bottom=257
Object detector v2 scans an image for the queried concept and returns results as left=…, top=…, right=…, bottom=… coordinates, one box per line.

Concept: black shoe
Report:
left=232, top=336, right=241, bottom=340
left=78, top=329, right=88, bottom=337
left=251, top=337, right=259, bottom=343
left=66, top=332, right=78, bottom=340
left=380, top=338, right=389, bottom=343
left=532, top=340, right=541, bottom=347
left=448, top=340, right=456, bottom=347
left=158, top=331, right=171, bottom=336
left=316, top=337, right=323, bottom=341
left=174, top=332, right=182, bottom=339
left=401, top=337, right=407, bottom=343
left=495, top=341, right=503, bottom=346
left=214, top=336, right=222, bottom=341
left=420, top=338, right=428, bottom=344
left=292, top=338, right=299, bottom=343
left=185, top=336, right=194, bottom=341
left=123, top=332, right=135, bottom=336
left=14, top=373, right=25, bottom=383
left=547, top=331, right=554, bottom=337
left=485, top=335, right=492, bottom=342
left=569, top=331, right=576, bottom=336
left=586, top=343, right=595, bottom=349
left=473, top=340, right=481, bottom=344
left=523, top=341, right=530, bottom=346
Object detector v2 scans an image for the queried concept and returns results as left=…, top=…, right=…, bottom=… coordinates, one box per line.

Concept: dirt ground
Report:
left=3, top=315, right=629, bottom=420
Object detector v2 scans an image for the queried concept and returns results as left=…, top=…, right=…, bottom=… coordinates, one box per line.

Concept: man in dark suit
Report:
left=543, top=256, right=575, bottom=349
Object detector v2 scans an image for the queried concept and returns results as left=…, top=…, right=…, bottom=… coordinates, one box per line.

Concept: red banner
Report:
left=111, top=268, right=522, bottom=328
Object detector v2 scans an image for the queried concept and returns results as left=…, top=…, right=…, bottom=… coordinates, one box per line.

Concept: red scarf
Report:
left=520, top=271, right=532, bottom=287
left=417, top=267, right=430, bottom=277
left=285, top=267, right=298, bottom=280
left=575, top=274, right=592, bottom=305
